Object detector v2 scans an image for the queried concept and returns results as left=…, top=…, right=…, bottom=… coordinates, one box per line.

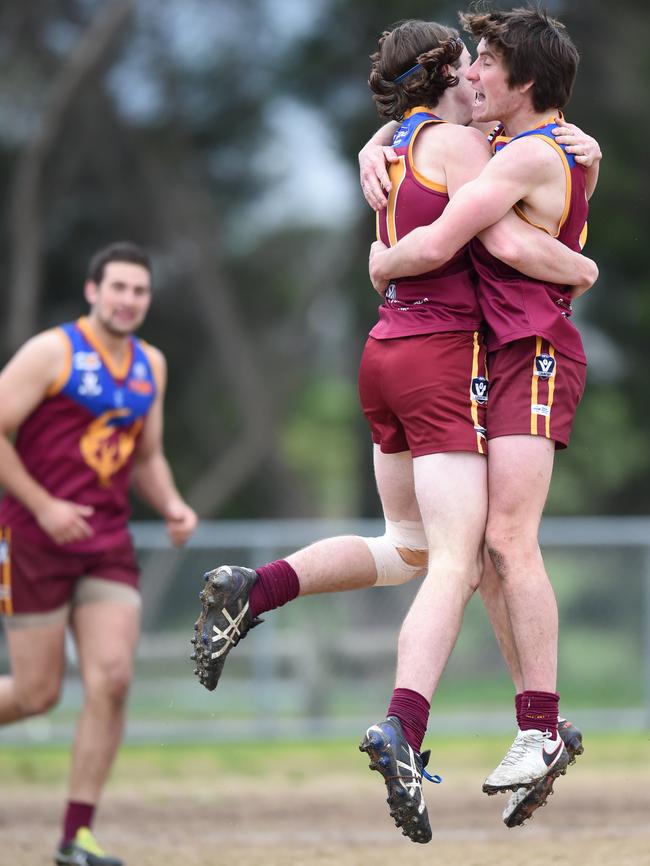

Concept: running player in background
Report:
left=190, top=18, right=596, bottom=842
left=365, top=6, right=598, bottom=827
left=0, top=242, right=197, bottom=866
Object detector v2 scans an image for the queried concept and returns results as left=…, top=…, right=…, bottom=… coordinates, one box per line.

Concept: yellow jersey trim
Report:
left=76, top=317, right=133, bottom=381
left=46, top=328, right=73, bottom=398
left=386, top=156, right=407, bottom=247
left=407, top=121, right=447, bottom=193
left=513, top=135, right=571, bottom=238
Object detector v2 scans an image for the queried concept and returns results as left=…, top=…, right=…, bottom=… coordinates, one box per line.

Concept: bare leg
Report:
left=479, top=551, right=523, bottom=694
left=395, top=452, right=488, bottom=699
left=486, top=436, right=557, bottom=692
left=0, top=620, right=66, bottom=722
left=288, top=447, right=422, bottom=594
left=68, top=601, right=139, bottom=803
left=287, top=536, right=377, bottom=594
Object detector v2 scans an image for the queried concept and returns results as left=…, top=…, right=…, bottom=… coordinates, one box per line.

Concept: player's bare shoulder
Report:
left=494, top=134, right=561, bottom=179
left=139, top=340, right=167, bottom=391
left=3, top=328, right=69, bottom=385
left=0, top=328, right=71, bottom=427
left=441, top=123, right=492, bottom=155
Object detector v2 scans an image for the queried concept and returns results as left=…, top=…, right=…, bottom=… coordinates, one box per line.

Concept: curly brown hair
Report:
left=369, top=20, right=465, bottom=121
left=460, top=6, right=579, bottom=112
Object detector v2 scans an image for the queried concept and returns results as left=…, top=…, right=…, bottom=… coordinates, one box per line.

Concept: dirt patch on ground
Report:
left=3, top=762, right=649, bottom=865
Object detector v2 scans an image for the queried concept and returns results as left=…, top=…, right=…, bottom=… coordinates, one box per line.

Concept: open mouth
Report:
left=474, top=90, right=486, bottom=105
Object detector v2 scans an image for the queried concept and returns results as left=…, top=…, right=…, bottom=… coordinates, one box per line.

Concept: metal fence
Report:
left=1, top=517, right=649, bottom=743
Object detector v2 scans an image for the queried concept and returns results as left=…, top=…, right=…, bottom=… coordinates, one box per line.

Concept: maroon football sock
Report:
left=519, top=690, right=560, bottom=736
left=62, top=800, right=95, bottom=845
left=387, top=687, right=430, bottom=753
left=515, top=692, right=523, bottom=726
left=249, top=559, right=300, bottom=618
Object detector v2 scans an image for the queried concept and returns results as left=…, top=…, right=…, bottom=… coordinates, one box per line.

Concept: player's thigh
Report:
left=72, top=589, right=141, bottom=692
left=373, top=445, right=421, bottom=522
left=4, top=614, right=67, bottom=704
left=413, top=451, right=487, bottom=553
left=487, top=435, right=555, bottom=536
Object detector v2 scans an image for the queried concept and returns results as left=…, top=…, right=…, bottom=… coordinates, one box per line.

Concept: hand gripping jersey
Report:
left=370, top=107, right=483, bottom=339
left=470, top=119, right=589, bottom=363
left=0, top=318, right=157, bottom=553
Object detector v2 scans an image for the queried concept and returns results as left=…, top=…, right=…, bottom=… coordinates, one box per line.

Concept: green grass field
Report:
left=2, top=731, right=649, bottom=784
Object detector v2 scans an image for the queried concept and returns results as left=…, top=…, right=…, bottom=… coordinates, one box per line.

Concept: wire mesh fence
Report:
left=1, top=517, right=649, bottom=743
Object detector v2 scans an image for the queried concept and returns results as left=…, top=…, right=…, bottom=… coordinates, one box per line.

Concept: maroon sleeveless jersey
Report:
left=470, top=120, right=588, bottom=363
left=370, top=107, right=482, bottom=339
left=0, top=318, right=157, bottom=552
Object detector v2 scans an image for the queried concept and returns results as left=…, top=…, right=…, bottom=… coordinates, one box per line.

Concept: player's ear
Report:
left=84, top=280, right=98, bottom=305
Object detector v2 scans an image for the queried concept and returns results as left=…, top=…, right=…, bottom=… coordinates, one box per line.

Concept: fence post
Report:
left=643, top=545, right=650, bottom=730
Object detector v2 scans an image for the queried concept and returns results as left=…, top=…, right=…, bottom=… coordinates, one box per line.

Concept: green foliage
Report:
left=282, top=375, right=361, bottom=516
left=1, top=0, right=648, bottom=516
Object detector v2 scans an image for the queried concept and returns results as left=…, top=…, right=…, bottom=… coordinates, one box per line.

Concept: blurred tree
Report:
left=0, top=0, right=647, bottom=522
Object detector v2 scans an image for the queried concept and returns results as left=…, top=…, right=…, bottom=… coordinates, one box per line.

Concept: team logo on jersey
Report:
left=0, top=541, right=8, bottom=564
left=127, top=378, right=154, bottom=395
left=393, top=125, right=409, bottom=146
left=114, top=388, right=124, bottom=408
left=78, top=371, right=102, bottom=397
left=80, top=409, right=143, bottom=487
left=535, top=354, right=556, bottom=379
left=386, top=283, right=397, bottom=301
left=470, top=376, right=489, bottom=404
left=73, top=351, right=102, bottom=372
left=132, top=361, right=148, bottom=379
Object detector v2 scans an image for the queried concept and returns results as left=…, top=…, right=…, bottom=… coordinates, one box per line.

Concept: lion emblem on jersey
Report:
left=80, top=409, right=143, bottom=487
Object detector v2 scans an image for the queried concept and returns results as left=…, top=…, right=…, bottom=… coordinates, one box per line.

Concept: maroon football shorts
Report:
left=0, top=527, right=139, bottom=616
left=487, top=336, right=586, bottom=449
left=358, top=331, right=488, bottom=457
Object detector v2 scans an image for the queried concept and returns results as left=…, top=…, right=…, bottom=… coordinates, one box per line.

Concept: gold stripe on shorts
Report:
left=545, top=344, right=557, bottom=438
left=0, top=526, right=13, bottom=616
left=530, top=336, right=542, bottom=435
left=470, top=331, right=485, bottom=455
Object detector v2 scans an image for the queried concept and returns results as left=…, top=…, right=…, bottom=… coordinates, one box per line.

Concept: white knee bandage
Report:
left=364, top=519, right=428, bottom=586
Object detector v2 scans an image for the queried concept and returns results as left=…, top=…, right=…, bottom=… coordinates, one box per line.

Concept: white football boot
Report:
left=482, top=729, right=569, bottom=794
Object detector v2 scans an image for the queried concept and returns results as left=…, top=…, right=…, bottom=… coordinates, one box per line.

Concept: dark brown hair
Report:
left=369, top=20, right=465, bottom=121
left=460, top=5, right=579, bottom=112
left=87, top=241, right=151, bottom=284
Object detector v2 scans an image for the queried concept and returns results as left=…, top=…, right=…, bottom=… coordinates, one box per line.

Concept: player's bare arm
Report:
left=358, top=120, right=399, bottom=211
left=131, top=346, right=197, bottom=546
left=553, top=119, right=602, bottom=199
left=0, top=330, right=94, bottom=544
left=364, top=123, right=596, bottom=296
left=480, top=211, right=598, bottom=293
left=369, top=135, right=596, bottom=292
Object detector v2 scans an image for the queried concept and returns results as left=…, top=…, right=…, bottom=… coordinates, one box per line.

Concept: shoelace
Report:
left=420, top=750, right=443, bottom=784
left=500, top=731, right=552, bottom=767
left=422, top=768, right=443, bottom=784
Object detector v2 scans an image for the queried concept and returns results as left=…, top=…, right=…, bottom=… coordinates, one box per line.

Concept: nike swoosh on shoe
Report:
left=542, top=741, right=564, bottom=767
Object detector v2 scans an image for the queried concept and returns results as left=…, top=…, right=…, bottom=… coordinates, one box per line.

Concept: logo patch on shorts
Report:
left=532, top=404, right=551, bottom=417
left=0, top=541, right=8, bottom=564
left=535, top=353, right=556, bottom=379
left=470, top=376, right=489, bottom=404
